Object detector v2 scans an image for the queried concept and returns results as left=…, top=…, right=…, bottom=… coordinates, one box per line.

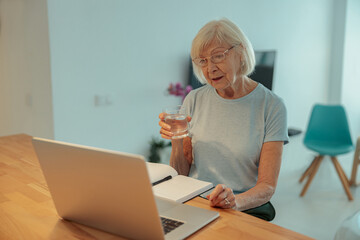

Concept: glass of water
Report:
left=163, top=105, right=189, bottom=139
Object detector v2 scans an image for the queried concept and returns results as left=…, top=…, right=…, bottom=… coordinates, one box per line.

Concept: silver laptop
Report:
left=32, top=137, right=219, bottom=240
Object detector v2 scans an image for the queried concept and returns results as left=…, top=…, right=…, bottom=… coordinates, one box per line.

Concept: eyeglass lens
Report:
left=194, top=46, right=235, bottom=67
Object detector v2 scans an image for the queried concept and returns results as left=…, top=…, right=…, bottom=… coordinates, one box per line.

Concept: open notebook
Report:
left=147, top=162, right=213, bottom=203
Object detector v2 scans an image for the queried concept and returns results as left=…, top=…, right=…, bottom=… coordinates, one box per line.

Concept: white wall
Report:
left=46, top=0, right=335, bottom=157
left=0, top=0, right=54, bottom=138
left=328, top=0, right=347, bottom=104
left=341, top=0, right=360, bottom=143
left=1, top=0, right=357, bottom=157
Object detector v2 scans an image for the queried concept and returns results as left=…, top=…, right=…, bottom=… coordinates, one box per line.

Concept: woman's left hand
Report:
left=207, top=184, right=236, bottom=209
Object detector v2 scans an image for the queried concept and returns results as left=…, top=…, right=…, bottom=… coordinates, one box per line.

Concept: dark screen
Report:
left=249, top=51, right=276, bottom=90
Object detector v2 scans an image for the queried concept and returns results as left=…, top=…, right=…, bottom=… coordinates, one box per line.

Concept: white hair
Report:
left=191, top=18, right=256, bottom=84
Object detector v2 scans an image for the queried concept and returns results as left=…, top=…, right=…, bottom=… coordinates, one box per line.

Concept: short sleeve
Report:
left=264, top=98, right=289, bottom=144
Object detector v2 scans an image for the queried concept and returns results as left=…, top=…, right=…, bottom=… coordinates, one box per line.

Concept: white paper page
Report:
left=152, top=175, right=213, bottom=203
left=146, top=162, right=178, bottom=183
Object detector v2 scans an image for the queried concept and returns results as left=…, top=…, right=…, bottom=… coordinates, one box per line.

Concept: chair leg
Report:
left=331, top=157, right=353, bottom=201
left=300, top=156, right=324, bottom=197
left=349, top=137, right=360, bottom=186
left=299, top=156, right=320, bottom=183
left=338, top=160, right=351, bottom=186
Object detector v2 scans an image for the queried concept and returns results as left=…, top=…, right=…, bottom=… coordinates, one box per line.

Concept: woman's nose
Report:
left=207, top=61, right=218, bottom=73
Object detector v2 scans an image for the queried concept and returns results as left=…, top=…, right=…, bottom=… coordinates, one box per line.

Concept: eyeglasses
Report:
left=193, top=45, right=237, bottom=67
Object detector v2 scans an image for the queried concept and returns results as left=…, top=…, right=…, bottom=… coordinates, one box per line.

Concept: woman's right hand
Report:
left=158, top=113, right=191, bottom=140
left=158, top=112, right=173, bottom=140
left=159, top=112, right=193, bottom=172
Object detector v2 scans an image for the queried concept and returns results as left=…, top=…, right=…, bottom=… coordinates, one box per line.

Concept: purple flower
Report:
left=167, top=82, right=193, bottom=102
left=185, top=85, right=193, bottom=94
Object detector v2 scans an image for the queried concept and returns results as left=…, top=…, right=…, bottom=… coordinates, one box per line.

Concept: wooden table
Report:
left=0, top=134, right=313, bottom=240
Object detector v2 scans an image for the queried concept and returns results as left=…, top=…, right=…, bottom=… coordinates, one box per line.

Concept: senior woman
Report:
left=159, top=18, right=288, bottom=221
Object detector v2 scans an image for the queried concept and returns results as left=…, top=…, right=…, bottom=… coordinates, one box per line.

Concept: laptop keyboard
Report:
left=160, top=217, right=184, bottom=235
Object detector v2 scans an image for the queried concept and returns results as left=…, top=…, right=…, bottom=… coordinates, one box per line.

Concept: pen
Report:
left=152, top=175, right=172, bottom=186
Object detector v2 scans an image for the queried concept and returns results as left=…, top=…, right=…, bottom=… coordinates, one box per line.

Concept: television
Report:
left=250, top=51, right=276, bottom=90
left=189, top=50, right=276, bottom=91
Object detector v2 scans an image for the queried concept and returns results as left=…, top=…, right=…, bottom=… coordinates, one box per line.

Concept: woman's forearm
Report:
left=234, top=183, right=275, bottom=211
left=170, top=139, right=190, bottom=175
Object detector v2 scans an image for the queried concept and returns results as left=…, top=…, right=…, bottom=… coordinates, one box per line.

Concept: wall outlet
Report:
left=94, top=95, right=113, bottom=106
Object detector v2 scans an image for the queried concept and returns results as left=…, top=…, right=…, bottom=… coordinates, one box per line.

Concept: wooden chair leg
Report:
left=338, top=159, right=351, bottom=186
left=299, top=156, right=320, bottom=183
left=300, top=156, right=324, bottom=197
left=331, top=157, right=354, bottom=201
left=349, top=137, right=360, bottom=186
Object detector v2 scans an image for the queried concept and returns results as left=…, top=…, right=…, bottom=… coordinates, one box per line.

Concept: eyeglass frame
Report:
left=192, top=45, right=239, bottom=67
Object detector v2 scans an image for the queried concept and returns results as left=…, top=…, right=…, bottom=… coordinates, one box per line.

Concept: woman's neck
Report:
left=216, top=76, right=258, bottom=99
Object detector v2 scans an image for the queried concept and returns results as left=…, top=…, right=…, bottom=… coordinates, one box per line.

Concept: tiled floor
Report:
left=272, top=134, right=360, bottom=240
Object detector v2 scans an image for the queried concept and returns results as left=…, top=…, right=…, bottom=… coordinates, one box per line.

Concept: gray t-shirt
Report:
left=182, top=84, right=289, bottom=192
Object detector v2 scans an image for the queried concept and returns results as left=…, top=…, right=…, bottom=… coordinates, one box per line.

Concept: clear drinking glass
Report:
left=163, top=105, right=189, bottom=139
